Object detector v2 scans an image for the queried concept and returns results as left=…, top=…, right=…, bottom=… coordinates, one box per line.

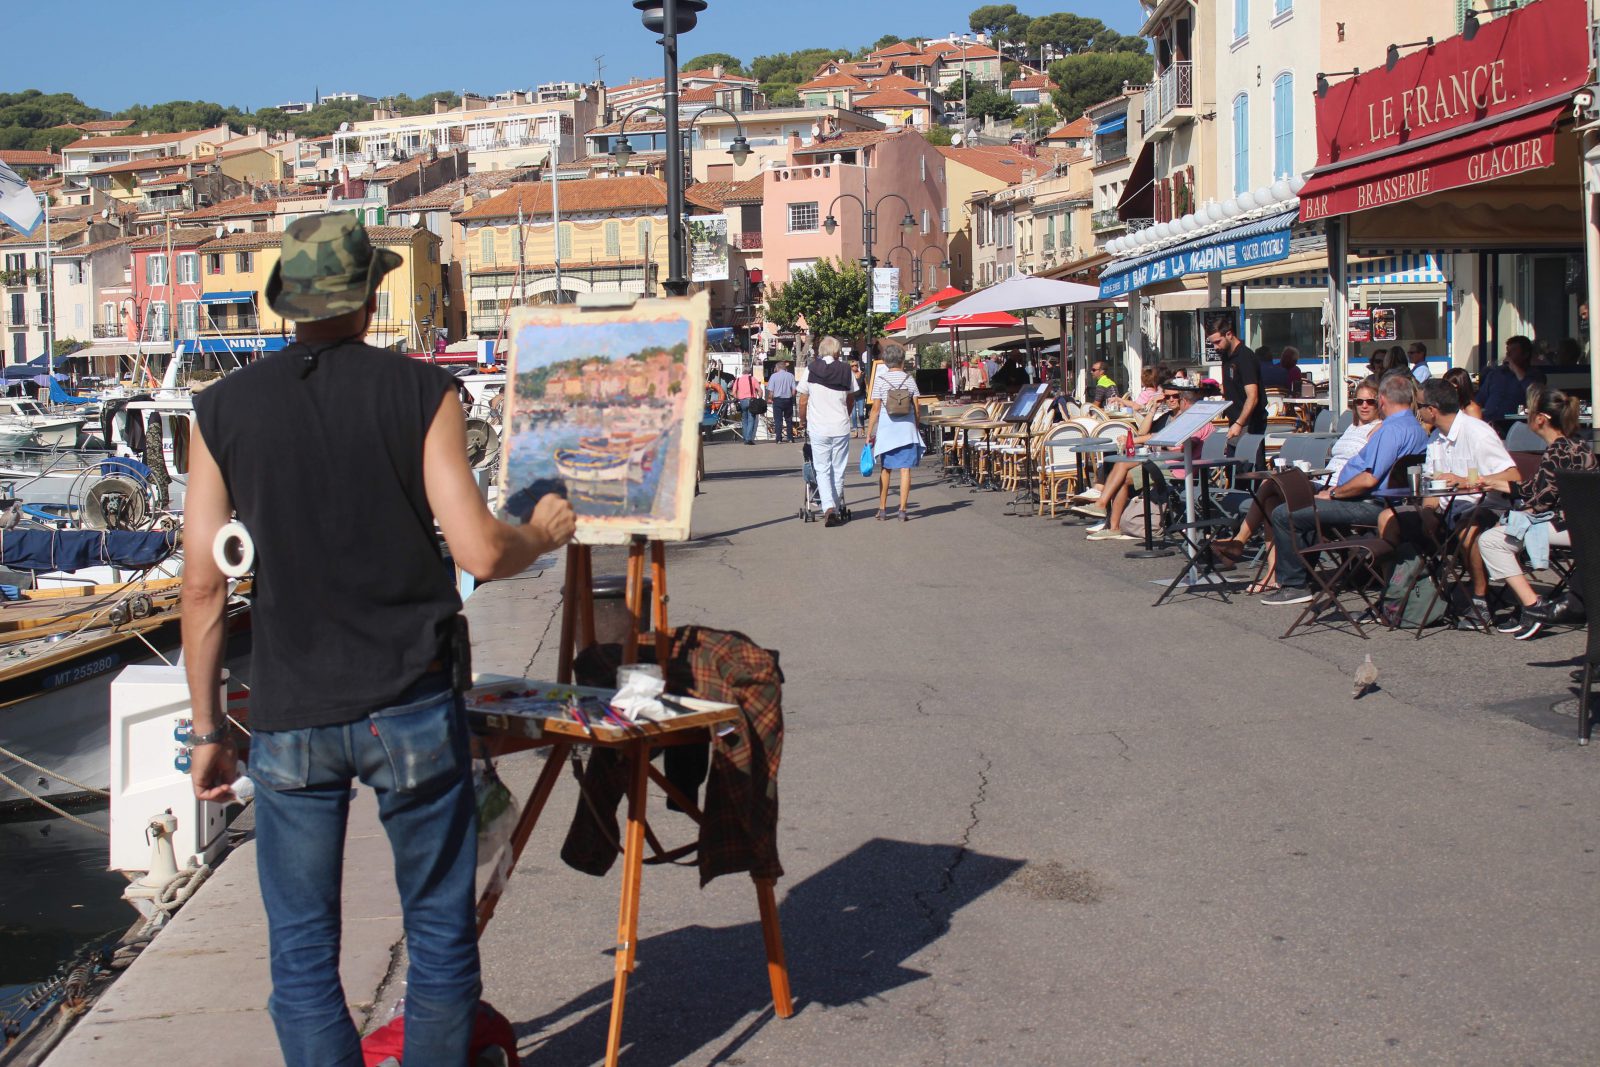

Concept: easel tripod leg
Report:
left=603, top=745, right=650, bottom=1066
left=754, top=877, right=795, bottom=1018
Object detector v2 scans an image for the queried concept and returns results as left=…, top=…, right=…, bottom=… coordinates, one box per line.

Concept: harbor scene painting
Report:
left=499, top=294, right=707, bottom=544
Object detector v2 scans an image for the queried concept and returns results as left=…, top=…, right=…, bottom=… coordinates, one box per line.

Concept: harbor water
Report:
left=0, top=804, right=127, bottom=1029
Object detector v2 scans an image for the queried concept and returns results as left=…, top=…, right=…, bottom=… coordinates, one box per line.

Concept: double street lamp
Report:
left=623, top=0, right=753, bottom=296
left=885, top=243, right=952, bottom=303
left=821, top=192, right=917, bottom=275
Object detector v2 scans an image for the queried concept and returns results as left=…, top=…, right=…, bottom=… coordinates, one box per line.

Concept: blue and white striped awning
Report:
left=1099, top=208, right=1299, bottom=298
left=1273, top=251, right=1447, bottom=288
left=1094, top=114, right=1127, bottom=136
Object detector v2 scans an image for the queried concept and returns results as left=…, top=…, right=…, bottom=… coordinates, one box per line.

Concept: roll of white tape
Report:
left=213, top=520, right=255, bottom=578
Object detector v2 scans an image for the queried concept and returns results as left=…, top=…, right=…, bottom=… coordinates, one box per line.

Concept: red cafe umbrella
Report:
left=883, top=286, right=965, bottom=334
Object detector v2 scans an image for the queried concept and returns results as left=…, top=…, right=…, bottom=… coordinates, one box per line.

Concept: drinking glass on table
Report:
left=1466, top=466, right=1479, bottom=486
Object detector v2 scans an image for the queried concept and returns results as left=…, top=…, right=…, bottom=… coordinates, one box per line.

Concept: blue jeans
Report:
left=1270, top=497, right=1387, bottom=589
left=251, top=680, right=480, bottom=1067
left=739, top=399, right=757, bottom=442
left=772, top=397, right=795, bottom=441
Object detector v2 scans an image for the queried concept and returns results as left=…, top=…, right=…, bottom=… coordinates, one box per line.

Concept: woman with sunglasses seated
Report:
left=1214, top=375, right=1384, bottom=592
left=1476, top=386, right=1595, bottom=639
left=1087, top=382, right=1212, bottom=541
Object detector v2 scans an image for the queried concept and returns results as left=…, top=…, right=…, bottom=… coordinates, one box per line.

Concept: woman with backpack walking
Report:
left=867, top=342, right=921, bottom=521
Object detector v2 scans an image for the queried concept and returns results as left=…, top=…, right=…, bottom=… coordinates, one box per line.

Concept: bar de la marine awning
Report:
left=1297, top=0, right=1591, bottom=224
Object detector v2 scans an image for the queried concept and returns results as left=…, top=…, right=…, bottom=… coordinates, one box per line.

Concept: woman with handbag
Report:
left=867, top=342, right=922, bottom=521
left=1477, top=386, right=1595, bottom=639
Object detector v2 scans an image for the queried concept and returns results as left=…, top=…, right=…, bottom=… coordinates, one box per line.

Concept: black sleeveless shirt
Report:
left=195, top=343, right=461, bottom=731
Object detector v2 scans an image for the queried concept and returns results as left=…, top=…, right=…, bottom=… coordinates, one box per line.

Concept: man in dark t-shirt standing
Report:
left=183, top=215, right=575, bottom=1066
left=1205, top=311, right=1266, bottom=439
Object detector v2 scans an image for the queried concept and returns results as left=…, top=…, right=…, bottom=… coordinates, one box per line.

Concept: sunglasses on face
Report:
left=1353, top=397, right=1378, bottom=405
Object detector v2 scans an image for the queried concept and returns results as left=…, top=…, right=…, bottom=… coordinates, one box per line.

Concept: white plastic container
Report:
left=108, top=665, right=230, bottom=873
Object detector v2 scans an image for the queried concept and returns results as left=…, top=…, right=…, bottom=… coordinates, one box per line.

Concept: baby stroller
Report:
left=799, top=442, right=821, bottom=522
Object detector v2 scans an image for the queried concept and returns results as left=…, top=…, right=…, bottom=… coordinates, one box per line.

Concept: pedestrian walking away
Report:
left=767, top=360, right=797, bottom=442
left=733, top=365, right=762, bottom=445
left=180, top=213, right=577, bottom=1067
left=798, top=334, right=856, bottom=526
left=867, top=341, right=922, bottom=521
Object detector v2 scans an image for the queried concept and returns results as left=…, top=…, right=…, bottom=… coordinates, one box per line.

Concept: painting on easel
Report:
left=499, top=293, right=708, bottom=544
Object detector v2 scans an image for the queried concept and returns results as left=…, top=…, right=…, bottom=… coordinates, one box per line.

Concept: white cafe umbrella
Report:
left=938, top=273, right=1100, bottom=317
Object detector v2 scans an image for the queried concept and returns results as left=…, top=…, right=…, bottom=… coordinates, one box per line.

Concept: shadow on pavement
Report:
left=512, top=837, right=1024, bottom=1066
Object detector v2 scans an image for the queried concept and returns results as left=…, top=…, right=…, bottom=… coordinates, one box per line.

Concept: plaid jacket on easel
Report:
left=565, top=626, right=784, bottom=887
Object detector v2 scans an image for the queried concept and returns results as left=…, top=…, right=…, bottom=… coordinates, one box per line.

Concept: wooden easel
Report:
left=477, top=537, right=794, bottom=1067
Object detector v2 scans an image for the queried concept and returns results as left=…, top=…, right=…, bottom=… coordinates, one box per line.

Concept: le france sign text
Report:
left=1098, top=228, right=1291, bottom=299
left=1298, top=0, right=1588, bottom=221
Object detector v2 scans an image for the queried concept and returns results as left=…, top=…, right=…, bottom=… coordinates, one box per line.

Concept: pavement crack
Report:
left=716, top=546, right=746, bottom=582
left=913, top=753, right=992, bottom=931
left=1107, top=730, right=1133, bottom=762
left=521, top=597, right=560, bottom=678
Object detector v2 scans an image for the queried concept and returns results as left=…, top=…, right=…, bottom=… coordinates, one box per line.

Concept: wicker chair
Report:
left=1554, top=469, right=1600, bottom=743
left=1038, top=423, right=1088, bottom=515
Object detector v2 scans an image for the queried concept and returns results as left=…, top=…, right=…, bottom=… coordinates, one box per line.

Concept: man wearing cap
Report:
left=181, top=214, right=576, bottom=1065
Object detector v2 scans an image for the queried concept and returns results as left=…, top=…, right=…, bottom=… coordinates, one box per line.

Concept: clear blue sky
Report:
left=5, top=1, right=1143, bottom=112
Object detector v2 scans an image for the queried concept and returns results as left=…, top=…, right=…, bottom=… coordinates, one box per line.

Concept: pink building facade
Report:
left=759, top=127, right=950, bottom=303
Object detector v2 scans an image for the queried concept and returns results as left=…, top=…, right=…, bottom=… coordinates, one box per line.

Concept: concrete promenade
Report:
left=49, top=434, right=1600, bottom=1065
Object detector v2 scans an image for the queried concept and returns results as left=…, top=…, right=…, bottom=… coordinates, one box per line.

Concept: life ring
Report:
left=705, top=381, right=727, bottom=411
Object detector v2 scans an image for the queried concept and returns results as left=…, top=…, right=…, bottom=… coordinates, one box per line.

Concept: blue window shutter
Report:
left=1273, top=74, right=1293, bottom=180
left=1233, top=94, right=1250, bottom=195
left=1235, top=0, right=1249, bottom=38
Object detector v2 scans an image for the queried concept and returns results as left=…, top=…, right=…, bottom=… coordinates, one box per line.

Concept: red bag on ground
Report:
left=360, top=1001, right=518, bottom=1066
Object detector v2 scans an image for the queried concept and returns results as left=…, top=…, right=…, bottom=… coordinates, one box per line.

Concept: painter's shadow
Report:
left=512, top=837, right=1024, bottom=1066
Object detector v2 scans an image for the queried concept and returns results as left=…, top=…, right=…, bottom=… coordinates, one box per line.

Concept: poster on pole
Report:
left=688, top=216, right=729, bottom=282
left=871, top=267, right=900, bottom=314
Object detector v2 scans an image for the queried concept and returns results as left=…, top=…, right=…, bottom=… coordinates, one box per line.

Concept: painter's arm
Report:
left=182, top=427, right=238, bottom=802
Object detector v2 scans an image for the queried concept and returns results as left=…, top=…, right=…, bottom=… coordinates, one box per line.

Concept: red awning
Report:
left=883, top=285, right=964, bottom=332
left=1299, top=101, right=1566, bottom=223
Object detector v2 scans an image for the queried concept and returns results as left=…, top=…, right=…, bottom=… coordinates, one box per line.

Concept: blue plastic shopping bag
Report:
left=859, top=442, right=875, bottom=476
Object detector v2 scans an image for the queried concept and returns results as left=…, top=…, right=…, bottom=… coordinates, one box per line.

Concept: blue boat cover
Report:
left=48, top=377, right=94, bottom=406
left=0, top=529, right=177, bottom=573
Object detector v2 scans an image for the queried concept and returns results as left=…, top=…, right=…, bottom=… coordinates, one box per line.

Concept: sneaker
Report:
left=1454, top=595, right=1492, bottom=631
left=1495, top=612, right=1525, bottom=635
left=1070, top=487, right=1103, bottom=501
left=1261, top=587, right=1314, bottom=605
left=1085, top=522, right=1107, bottom=533
left=1086, top=528, right=1133, bottom=541
left=1072, top=503, right=1107, bottom=517
left=1512, top=616, right=1544, bottom=641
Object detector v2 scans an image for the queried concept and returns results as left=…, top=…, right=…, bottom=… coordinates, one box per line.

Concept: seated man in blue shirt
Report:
left=1261, top=373, right=1431, bottom=605
left=1475, top=334, right=1545, bottom=433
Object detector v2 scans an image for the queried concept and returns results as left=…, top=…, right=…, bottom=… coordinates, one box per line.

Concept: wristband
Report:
left=189, top=722, right=232, bottom=747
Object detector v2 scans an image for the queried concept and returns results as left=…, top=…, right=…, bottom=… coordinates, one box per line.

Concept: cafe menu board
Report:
left=1371, top=306, right=1397, bottom=343
left=1348, top=308, right=1372, bottom=343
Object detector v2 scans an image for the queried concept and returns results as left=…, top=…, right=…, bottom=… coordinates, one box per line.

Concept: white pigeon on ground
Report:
left=1353, top=654, right=1379, bottom=699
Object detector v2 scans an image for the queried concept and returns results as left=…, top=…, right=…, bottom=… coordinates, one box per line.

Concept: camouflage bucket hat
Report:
left=265, top=213, right=402, bottom=322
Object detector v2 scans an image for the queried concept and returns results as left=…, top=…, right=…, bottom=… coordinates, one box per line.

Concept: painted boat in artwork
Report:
left=553, top=447, right=630, bottom=484
left=577, top=432, right=660, bottom=465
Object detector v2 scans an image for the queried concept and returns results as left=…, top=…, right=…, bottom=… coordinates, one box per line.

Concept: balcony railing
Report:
left=140, top=192, right=194, bottom=214
left=1094, top=137, right=1128, bottom=166
left=92, top=323, right=123, bottom=339
left=471, top=312, right=507, bottom=333
left=735, top=231, right=762, bottom=250
left=1090, top=208, right=1128, bottom=234
left=1143, top=61, right=1194, bottom=132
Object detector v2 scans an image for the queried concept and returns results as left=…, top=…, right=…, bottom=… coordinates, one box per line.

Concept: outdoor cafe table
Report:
left=1278, top=396, right=1330, bottom=432
left=1061, top=438, right=1116, bottom=523
left=1103, top=452, right=1176, bottom=558
left=962, top=419, right=1011, bottom=489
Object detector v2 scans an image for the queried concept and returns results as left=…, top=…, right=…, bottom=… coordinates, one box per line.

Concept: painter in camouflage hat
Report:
left=265, top=213, right=401, bottom=322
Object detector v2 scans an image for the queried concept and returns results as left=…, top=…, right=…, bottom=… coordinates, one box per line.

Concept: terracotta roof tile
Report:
left=0, top=150, right=60, bottom=166
left=1044, top=117, right=1094, bottom=140
left=458, top=176, right=668, bottom=220
left=685, top=180, right=741, bottom=212
left=790, top=130, right=894, bottom=155
left=129, top=228, right=214, bottom=251
left=797, top=72, right=869, bottom=91
left=1009, top=74, right=1058, bottom=91
left=62, top=129, right=209, bottom=152
left=869, top=41, right=925, bottom=58
left=73, top=120, right=136, bottom=133
left=861, top=73, right=926, bottom=91
left=0, top=221, right=88, bottom=247
left=853, top=89, right=935, bottom=110
left=389, top=172, right=522, bottom=212
left=198, top=231, right=284, bottom=252
left=369, top=156, right=427, bottom=181
left=180, top=195, right=278, bottom=221
left=723, top=174, right=764, bottom=205
left=90, top=156, right=198, bottom=177
left=938, top=146, right=1038, bottom=184
left=53, top=235, right=134, bottom=258
left=365, top=225, right=437, bottom=244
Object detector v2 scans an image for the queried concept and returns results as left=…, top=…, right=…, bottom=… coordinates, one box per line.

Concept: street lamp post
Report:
left=886, top=243, right=953, bottom=302
left=821, top=191, right=917, bottom=276
left=613, top=97, right=751, bottom=298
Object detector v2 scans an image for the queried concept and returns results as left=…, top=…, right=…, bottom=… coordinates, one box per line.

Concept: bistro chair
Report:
left=1555, top=469, right=1600, bottom=743
left=1038, top=423, right=1088, bottom=516
left=1278, top=467, right=1395, bottom=640
left=1313, top=409, right=1334, bottom=433
left=1335, top=409, right=1356, bottom=433
left=1505, top=421, right=1547, bottom=453
left=1095, top=421, right=1134, bottom=454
